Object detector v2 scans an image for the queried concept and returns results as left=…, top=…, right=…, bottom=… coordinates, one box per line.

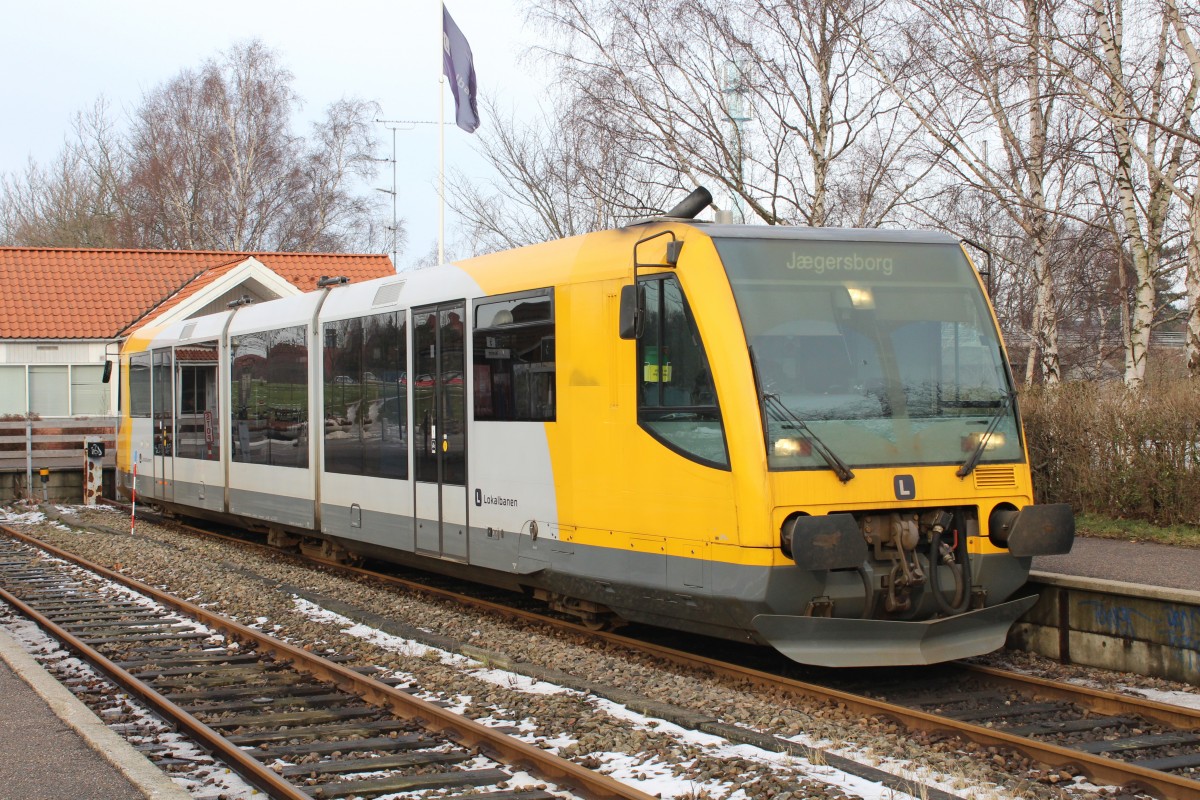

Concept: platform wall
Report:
left=1011, top=574, right=1200, bottom=684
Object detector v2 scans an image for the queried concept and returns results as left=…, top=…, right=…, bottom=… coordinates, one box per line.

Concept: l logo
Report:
left=894, top=474, right=916, bottom=500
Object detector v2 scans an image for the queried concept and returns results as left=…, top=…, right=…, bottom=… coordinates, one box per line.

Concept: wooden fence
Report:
left=0, top=417, right=117, bottom=477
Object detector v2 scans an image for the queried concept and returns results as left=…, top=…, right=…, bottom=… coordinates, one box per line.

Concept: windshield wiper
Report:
left=762, top=392, right=856, bottom=483
left=956, top=391, right=1016, bottom=478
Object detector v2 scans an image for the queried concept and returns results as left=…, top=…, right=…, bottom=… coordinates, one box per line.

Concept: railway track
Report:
left=0, top=527, right=654, bottom=800
left=196, top=521, right=1200, bottom=796
left=15, top=508, right=1200, bottom=799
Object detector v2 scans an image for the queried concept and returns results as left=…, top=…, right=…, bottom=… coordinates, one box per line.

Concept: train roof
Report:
left=123, top=223, right=970, bottom=351
left=691, top=224, right=962, bottom=245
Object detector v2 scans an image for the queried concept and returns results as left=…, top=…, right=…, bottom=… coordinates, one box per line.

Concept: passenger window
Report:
left=638, top=276, right=728, bottom=468
left=152, top=350, right=173, bottom=455
left=231, top=325, right=308, bottom=468
left=322, top=311, right=409, bottom=479
left=473, top=289, right=555, bottom=421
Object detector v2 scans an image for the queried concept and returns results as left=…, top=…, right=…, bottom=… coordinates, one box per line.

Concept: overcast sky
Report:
left=0, top=0, right=546, bottom=269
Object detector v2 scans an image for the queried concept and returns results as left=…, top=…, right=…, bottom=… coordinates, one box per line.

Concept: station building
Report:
left=0, top=247, right=395, bottom=497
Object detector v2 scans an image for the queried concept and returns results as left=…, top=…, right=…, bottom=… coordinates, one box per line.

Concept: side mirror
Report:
left=101, top=360, right=113, bottom=384
left=619, top=284, right=645, bottom=340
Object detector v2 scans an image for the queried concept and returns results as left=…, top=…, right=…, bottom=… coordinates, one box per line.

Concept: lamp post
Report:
left=723, top=61, right=752, bottom=224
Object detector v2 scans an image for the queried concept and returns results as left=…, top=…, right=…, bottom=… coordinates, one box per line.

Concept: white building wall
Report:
left=0, top=340, right=117, bottom=417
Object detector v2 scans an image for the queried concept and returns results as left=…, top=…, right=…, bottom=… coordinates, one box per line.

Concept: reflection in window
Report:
left=231, top=326, right=308, bottom=468
left=323, top=312, right=408, bottom=479
left=472, top=289, right=555, bottom=421
left=175, top=341, right=220, bottom=461
left=152, top=350, right=173, bottom=455
left=637, top=276, right=728, bottom=468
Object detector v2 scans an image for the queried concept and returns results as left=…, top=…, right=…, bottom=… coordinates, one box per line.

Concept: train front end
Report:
left=710, top=228, right=1074, bottom=667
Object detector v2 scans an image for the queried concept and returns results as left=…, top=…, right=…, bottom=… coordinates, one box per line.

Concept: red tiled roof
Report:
left=0, top=248, right=395, bottom=340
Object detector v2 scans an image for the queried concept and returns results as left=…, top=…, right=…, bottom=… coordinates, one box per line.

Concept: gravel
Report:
left=5, top=501, right=1191, bottom=800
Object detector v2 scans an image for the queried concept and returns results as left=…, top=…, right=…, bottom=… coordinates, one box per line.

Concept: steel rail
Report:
left=611, top=641, right=1200, bottom=800
left=962, top=662, right=1200, bottom=731
left=71, top=511, right=1200, bottom=798
left=0, top=525, right=656, bottom=800
left=0, top=577, right=311, bottom=799
left=290, top=546, right=1200, bottom=797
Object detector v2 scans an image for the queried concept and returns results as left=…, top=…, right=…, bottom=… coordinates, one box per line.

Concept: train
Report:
left=114, top=188, right=1074, bottom=668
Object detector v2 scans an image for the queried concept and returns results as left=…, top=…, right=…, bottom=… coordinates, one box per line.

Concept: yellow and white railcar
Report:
left=117, top=193, right=1073, bottom=667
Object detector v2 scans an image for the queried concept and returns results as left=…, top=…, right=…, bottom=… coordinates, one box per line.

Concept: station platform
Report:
left=0, top=626, right=189, bottom=800
left=1032, top=535, right=1200, bottom=593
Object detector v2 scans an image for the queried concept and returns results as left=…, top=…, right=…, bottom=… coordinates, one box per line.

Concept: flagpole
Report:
left=438, top=2, right=446, bottom=265
left=440, top=2, right=478, bottom=267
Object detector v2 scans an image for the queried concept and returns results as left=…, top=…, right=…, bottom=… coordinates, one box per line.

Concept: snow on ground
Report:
left=9, top=508, right=1190, bottom=800
left=0, top=507, right=47, bottom=525
left=292, top=595, right=944, bottom=800
left=1122, top=685, right=1200, bottom=710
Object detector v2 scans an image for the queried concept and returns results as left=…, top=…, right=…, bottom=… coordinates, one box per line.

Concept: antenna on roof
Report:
left=318, top=275, right=350, bottom=288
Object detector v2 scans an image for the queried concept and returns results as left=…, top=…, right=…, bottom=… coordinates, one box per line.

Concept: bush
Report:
left=1021, top=379, right=1200, bottom=525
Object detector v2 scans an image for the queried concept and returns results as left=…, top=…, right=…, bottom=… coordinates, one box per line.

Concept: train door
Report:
left=151, top=348, right=174, bottom=502
left=412, top=302, right=468, bottom=561
left=127, top=352, right=154, bottom=499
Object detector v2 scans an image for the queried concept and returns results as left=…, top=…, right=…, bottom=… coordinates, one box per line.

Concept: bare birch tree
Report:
left=126, top=41, right=386, bottom=252
left=446, top=97, right=676, bottom=253
left=2, top=40, right=389, bottom=254
left=0, top=101, right=129, bottom=247
left=1156, top=0, right=1200, bottom=376
left=1047, top=0, right=1193, bottom=389
left=526, top=0, right=927, bottom=228
left=859, top=0, right=1093, bottom=385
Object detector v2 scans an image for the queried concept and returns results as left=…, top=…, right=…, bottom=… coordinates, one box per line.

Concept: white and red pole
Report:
left=130, top=456, right=137, bottom=535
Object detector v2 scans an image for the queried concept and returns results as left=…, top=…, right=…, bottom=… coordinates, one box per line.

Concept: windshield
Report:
left=714, top=236, right=1023, bottom=471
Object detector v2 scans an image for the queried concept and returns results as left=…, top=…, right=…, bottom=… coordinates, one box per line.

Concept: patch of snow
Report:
left=0, top=508, right=47, bottom=524
left=288, top=594, right=989, bottom=800
left=1120, top=685, right=1200, bottom=711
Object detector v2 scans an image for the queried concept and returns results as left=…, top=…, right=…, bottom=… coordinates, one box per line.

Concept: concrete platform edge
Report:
left=1029, top=569, right=1200, bottom=606
left=0, top=626, right=192, bottom=800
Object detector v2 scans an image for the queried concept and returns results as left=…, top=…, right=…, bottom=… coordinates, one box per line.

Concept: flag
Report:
left=442, top=5, right=480, bottom=133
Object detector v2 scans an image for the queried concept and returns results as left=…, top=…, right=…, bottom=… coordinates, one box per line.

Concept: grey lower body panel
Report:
left=322, top=516, right=1036, bottom=659
left=152, top=484, right=1040, bottom=666
left=496, top=543, right=1035, bottom=655
left=170, top=479, right=224, bottom=514
left=321, top=502, right=415, bottom=553
left=229, top=487, right=314, bottom=530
